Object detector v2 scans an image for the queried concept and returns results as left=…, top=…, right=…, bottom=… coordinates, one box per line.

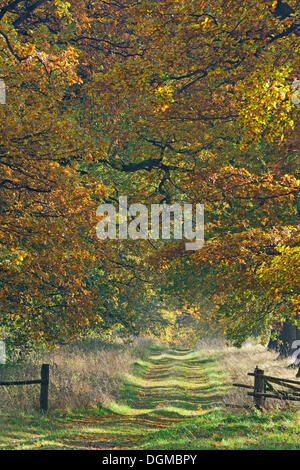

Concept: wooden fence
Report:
left=0, top=364, right=49, bottom=412
left=234, top=366, right=300, bottom=409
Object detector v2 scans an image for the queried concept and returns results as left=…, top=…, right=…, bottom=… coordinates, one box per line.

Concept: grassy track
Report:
left=0, top=346, right=299, bottom=450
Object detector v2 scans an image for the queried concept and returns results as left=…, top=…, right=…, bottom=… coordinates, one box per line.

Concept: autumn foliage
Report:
left=0, top=1, right=299, bottom=349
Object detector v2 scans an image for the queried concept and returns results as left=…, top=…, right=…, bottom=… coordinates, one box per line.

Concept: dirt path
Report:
left=116, top=347, right=224, bottom=417
left=62, top=347, right=225, bottom=449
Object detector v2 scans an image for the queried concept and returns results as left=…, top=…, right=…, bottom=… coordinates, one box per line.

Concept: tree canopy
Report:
left=0, top=0, right=299, bottom=350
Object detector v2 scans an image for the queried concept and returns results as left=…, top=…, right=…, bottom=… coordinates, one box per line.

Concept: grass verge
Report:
left=0, top=343, right=299, bottom=450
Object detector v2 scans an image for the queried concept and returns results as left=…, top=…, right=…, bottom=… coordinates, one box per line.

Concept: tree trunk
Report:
left=278, top=321, right=297, bottom=358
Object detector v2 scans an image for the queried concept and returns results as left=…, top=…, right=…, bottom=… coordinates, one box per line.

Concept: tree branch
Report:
left=0, top=0, right=23, bottom=22
left=13, top=0, right=48, bottom=28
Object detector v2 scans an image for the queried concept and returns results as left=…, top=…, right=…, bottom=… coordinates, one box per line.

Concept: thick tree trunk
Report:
left=278, top=321, right=297, bottom=358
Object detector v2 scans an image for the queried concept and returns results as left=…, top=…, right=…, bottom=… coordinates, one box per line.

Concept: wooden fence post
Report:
left=253, top=366, right=265, bottom=410
left=40, top=364, right=49, bottom=413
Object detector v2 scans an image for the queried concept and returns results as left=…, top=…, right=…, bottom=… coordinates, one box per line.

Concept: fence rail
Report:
left=0, top=364, right=49, bottom=412
left=233, top=366, right=300, bottom=409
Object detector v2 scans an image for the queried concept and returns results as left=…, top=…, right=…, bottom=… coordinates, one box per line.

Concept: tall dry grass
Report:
left=197, top=338, right=300, bottom=410
left=0, top=336, right=153, bottom=412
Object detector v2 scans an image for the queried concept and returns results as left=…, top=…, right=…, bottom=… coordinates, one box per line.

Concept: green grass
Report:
left=0, top=345, right=299, bottom=450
